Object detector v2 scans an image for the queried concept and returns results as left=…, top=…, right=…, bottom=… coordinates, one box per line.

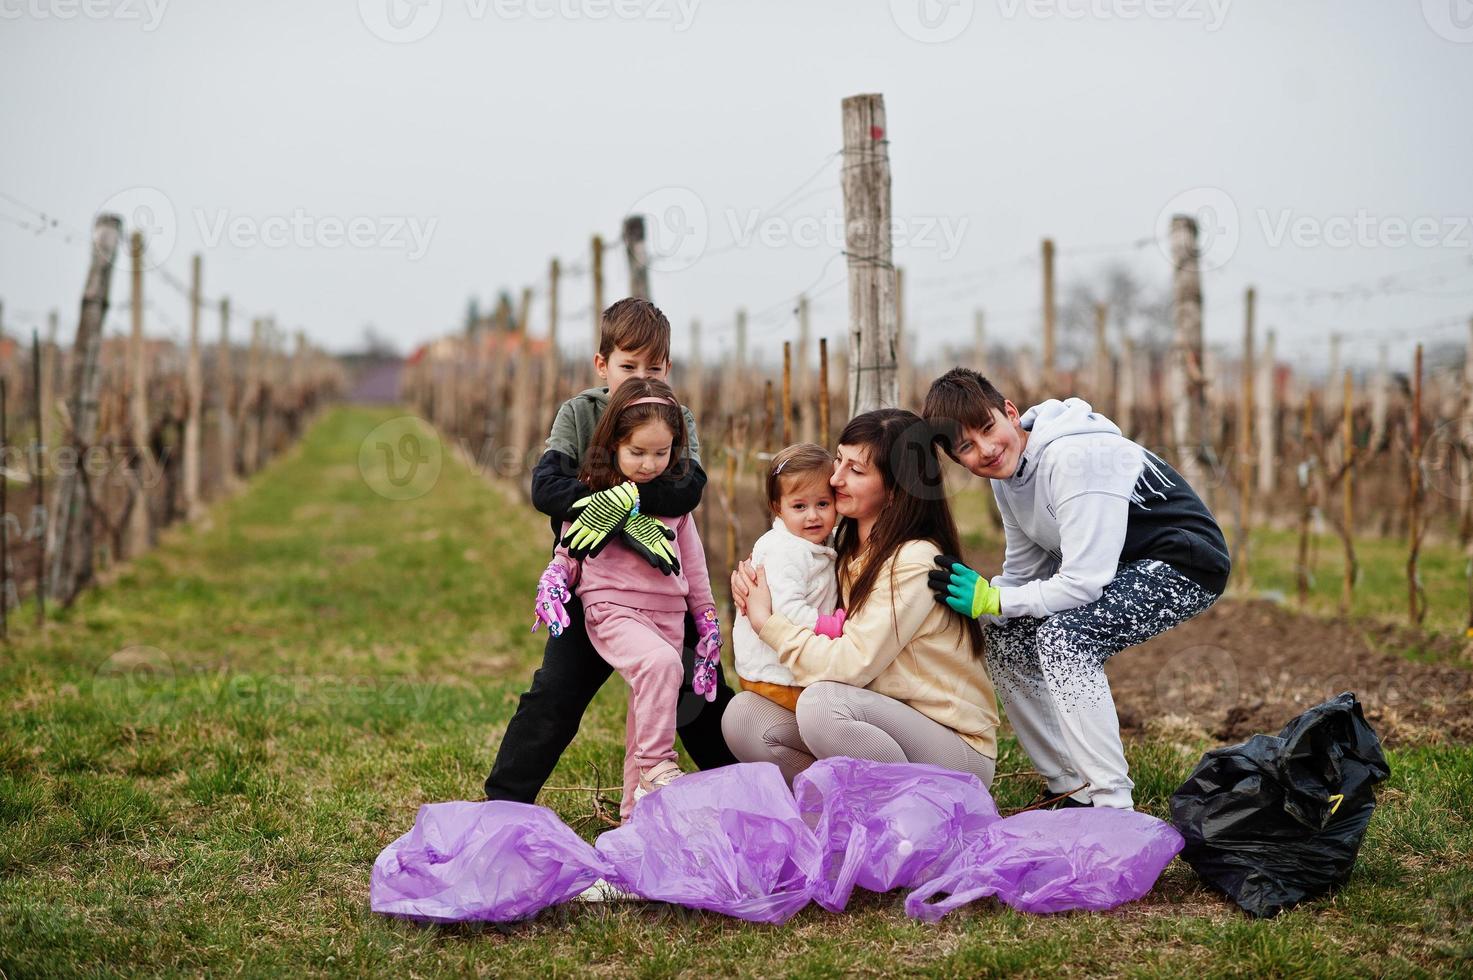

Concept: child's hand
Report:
left=929, top=555, right=1001, bottom=619
left=531, top=561, right=572, bottom=637
left=814, top=608, right=846, bottom=638
left=691, top=607, right=721, bottom=702
left=561, top=481, right=639, bottom=560
left=621, top=512, right=680, bottom=575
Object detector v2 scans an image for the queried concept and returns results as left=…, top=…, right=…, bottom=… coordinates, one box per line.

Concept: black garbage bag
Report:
left=1169, top=692, right=1390, bottom=918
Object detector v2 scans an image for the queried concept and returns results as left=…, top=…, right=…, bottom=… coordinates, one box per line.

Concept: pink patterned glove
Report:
left=531, top=561, right=572, bottom=637
left=691, top=607, right=721, bottom=702
left=814, top=608, right=846, bottom=638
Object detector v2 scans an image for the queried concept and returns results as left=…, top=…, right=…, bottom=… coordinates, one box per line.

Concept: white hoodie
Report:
left=732, top=518, right=840, bottom=685
left=991, top=397, right=1168, bottom=619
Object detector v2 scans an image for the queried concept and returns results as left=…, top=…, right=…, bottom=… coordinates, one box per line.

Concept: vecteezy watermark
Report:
left=1420, top=0, right=1473, bottom=43
left=195, top=208, right=438, bottom=261
left=890, top=0, right=975, bottom=43
left=1155, top=186, right=1241, bottom=272
left=0, top=0, right=169, bottom=30
left=1257, top=209, right=1472, bottom=250
left=996, top=0, right=1231, bottom=31
left=628, top=187, right=709, bottom=274
left=359, top=416, right=443, bottom=501
left=626, top=185, right=971, bottom=273
left=724, top=209, right=970, bottom=261
left=1422, top=417, right=1473, bottom=503
left=97, top=186, right=178, bottom=270
left=358, top=0, right=699, bottom=43
left=1154, top=643, right=1240, bottom=719
left=92, top=645, right=178, bottom=718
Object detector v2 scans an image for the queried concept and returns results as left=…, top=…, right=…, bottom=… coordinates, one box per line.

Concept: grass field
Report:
left=2, top=404, right=1471, bottom=977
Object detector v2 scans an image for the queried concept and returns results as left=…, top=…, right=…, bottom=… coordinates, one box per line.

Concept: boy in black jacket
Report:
left=484, top=298, right=737, bottom=803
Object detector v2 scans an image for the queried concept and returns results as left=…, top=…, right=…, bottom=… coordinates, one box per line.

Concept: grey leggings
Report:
left=721, top=682, right=996, bottom=788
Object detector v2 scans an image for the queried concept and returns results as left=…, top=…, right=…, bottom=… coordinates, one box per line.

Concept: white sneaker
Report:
left=575, top=878, right=639, bottom=902
left=633, top=760, right=684, bottom=802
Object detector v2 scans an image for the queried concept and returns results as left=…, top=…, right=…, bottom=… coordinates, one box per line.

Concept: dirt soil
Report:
left=1105, top=597, right=1473, bottom=746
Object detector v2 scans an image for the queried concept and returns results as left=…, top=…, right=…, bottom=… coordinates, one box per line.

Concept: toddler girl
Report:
left=531, top=378, right=721, bottom=821
left=731, top=443, right=846, bottom=712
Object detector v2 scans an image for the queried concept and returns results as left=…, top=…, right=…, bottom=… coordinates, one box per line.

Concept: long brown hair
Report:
left=579, top=378, right=689, bottom=492
left=833, top=409, right=983, bottom=658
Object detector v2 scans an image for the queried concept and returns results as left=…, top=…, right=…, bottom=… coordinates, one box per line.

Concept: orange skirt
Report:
left=740, top=679, right=803, bottom=712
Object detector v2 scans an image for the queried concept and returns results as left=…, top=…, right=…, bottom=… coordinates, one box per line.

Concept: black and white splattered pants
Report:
left=984, top=558, right=1220, bottom=809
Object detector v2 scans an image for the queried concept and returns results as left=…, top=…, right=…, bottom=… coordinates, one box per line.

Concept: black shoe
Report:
left=1025, top=789, right=1092, bottom=811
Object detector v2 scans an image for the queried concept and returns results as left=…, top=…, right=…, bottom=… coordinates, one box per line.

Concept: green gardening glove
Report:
left=621, top=512, right=681, bottom=576
left=927, top=554, right=1001, bottom=619
left=562, top=481, right=639, bottom=560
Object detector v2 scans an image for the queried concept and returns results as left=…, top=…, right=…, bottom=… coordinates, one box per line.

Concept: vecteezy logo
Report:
left=359, top=416, right=442, bottom=500
left=359, top=0, right=443, bottom=43
left=1422, top=417, right=1473, bottom=502
left=92, top=645, right=178, bottom=718
left=890, top=0, right=974, bottom=42
left=627, top=187, right=709, bottom=274
left=1155, top=187, right=1240, bottom=273
left=97, top=186, right=178, bottom=271
left=1422, top=0, right=1473, bottom=42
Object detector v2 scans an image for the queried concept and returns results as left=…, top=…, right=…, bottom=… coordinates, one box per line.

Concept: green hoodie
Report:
left=545, top=386, right=702, bottom=466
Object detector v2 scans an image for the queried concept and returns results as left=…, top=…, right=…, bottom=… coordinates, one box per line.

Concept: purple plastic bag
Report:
left=371, top=800, right=609, bottom=923
left=595, top=762, right=822, bottom=924
left=906, top=807, right=1184, bottom=920
left=792, top=758, right=1001, bottom=911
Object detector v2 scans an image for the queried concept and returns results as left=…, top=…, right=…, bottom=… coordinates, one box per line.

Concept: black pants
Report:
left=484, top=594, right=738, bottom=803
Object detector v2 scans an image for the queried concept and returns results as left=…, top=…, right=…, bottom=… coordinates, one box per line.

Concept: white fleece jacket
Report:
left=732, top=518, right=840, bottom=685
left=990, top=397, right=1154, bottom=620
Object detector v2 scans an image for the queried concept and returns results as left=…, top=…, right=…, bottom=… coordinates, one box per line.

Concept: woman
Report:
left=724, top=409, right=1000, bottom=788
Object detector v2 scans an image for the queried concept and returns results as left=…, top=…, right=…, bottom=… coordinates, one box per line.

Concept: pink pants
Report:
left=583, top=601, right=686, bottom=820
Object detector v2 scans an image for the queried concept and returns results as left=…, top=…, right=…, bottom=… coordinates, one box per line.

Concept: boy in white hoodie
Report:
left=731, top=444, right=848, bottom=712
left=922, top=368, right=1230, bottom=810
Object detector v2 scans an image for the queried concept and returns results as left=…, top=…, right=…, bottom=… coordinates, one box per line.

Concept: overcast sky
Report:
left=2, top=0, right=1470, bottom=376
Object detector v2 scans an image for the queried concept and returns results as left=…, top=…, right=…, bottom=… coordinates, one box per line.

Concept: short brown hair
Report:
left=599, top=297, right=671, bottom=365
left=765, top=443, right=833, bottom=512
left=578, top=377, right=689, bottom=492
left=922, top=367, right=1010, bottom=460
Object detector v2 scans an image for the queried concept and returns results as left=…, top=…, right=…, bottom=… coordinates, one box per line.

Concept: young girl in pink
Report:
left=531, top=378, right=721, bottom=821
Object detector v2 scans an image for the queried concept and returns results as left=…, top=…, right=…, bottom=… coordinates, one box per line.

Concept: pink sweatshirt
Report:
left=553, top=513, right=717, bottom=616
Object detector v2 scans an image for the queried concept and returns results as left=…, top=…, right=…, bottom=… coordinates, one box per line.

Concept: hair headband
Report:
left=627, top=395, right=679, bottom=408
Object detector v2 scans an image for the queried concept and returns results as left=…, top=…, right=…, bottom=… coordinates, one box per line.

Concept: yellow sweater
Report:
left=757, top=538, right=1001, bottom=759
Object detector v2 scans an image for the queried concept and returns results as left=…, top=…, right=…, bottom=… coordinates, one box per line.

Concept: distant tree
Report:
left=465, top=297, right=481, bottom=336
left=360, top=324, right=399, bottom=358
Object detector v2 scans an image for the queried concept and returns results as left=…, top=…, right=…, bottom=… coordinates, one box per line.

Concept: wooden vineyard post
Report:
left=840, top=93, right=898, bottom=416
left=762, top=380, right=775, bottom=457
left=540, top=258, right=561, bottom=432
left=1041, top=238, right=1056, bottom=391
left=782, top=341, right=793, bottom=445
left=973, top=309, right=986, bottom=375
left=1092, top=302, right=1110, bottom=417
left=1257, top=329, right=1277, bottom=497
left=1342, top=369, right=1356, bottom=614
left=49, top=214, right=122, bottom=606
left=591, top=234, right=604, bottom=385
left=1295, top=392, right=1317, bottom=610
left=1408, top=343, right=1425, bottom=626
left=623, top=215, right=649, bottom=299
left=797, top=296, right=811, bottom=442
left=1169, top=214, right=1210, bottom=507
left=127, top=231, right=152, bottom=556
left=724, top=423, right=737, bottom=621
left=31, top=328, right=44, bottom=626
left=1233, top=287, right=1255, bottom=587
left=184, top=253, right=202, bottom=520
left=216, top=296, right=236, bottom=493
left=688, top=319, right=704, bottom=430
left=818, top=337, right=831, bottom=448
